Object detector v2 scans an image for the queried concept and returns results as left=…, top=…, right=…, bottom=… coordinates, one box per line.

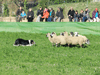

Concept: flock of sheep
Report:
left=46, top=31, right=90, bottom=47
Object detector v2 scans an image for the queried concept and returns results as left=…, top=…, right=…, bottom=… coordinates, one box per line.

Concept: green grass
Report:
left=0, top=22, right=100, bottom=75
left=0, top=22, right=100, bottom=35
left=0, top=32, right=100, bottom=75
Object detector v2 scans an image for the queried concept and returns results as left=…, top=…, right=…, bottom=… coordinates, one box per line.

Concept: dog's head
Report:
left=31, top=40, right=35, bottom=44
left=70, top=32, right=74, bottom=37
left=74, top=32, right=79, bottom=37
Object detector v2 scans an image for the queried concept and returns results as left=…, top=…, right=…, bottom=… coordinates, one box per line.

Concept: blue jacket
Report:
left=21, top=13, right=26, bottom=17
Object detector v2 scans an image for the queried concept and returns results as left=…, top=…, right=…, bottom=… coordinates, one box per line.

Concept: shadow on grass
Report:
left=61, top=44, right=88, bottom=48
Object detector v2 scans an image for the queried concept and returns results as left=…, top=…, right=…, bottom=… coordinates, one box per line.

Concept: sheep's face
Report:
left=46, top=33, right=50, bottom=37
left=64, top=32, right=68, bottom=36
left=51, top=32, right=56, bottom=35
left=86, top=39, right=90, bottom=45
left=70, top=32, right=74, bottom=37
left=74, top=32, right=79, bottom=37
left=50, top=34, right=53, bottom=38
left=60, top=32, right=64, bottom=36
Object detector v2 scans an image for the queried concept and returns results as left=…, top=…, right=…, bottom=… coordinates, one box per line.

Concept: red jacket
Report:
left=42, top=10, right=49, bottom=18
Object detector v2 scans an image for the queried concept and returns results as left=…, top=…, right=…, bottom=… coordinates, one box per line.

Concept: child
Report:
left=74, top=10, right=79, bottom=22
left=20, top=11, right=26, bottom=20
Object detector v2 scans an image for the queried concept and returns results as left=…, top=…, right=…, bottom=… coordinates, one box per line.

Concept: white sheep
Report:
left=46, top=33, right=55, bottom=46
left=50, top=32, right=68, bottom=47
left=63, top=32, right=85, bottom=47
left=74, top=32, right=90, bottom=45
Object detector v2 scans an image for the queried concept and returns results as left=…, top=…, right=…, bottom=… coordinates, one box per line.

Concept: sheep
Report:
left=46, top=33, right=55, bottom=46
left=74, top=32, right=90, bottom=45
left=50, top=32, right=68, bottom=47
left=62, top=32, right=85, bottom=47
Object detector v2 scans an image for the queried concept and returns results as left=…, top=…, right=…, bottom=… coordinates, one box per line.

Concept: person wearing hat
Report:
left=83, top=7, right=90, bottom=22
left=92, top=8, right=100, bottom=22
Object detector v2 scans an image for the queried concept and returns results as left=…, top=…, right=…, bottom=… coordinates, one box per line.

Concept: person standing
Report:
left=36, top=7, right=43, bottom=22
left=16, top=6, right=24, bottom=22
left=92, top=8, right=100, bottom=22
left=27, top=8, right=34, bottom=22
left=68, top=7, right=75, bottom=22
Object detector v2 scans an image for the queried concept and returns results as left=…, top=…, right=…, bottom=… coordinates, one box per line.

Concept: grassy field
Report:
left=0, top=22, right=100, bottom=35
left=0, top=22, right=100, bottom=75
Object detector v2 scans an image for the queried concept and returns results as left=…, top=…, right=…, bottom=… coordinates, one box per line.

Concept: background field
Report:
left=0, top=22, right=100, bottom=75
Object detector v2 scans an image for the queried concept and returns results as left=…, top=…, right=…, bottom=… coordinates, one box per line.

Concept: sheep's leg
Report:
left=56, top=43, right=58, bottom=47
left=52, top=43, right=55, bottom=46
left=59, top=43, right=61, bottom=47
left=68, top=44, right=70, bottom=47
left=79, top=44, right=82, bottom=48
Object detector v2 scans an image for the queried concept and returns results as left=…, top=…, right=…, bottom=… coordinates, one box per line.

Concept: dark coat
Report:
left=92, top=10, right=100, bottom=19
left=56, top=10, right=64, bottom=19
left=68, top=10, right=75, bottom=18
left=37, top=9, right=43, bottom=16
left=79, top=13, right=83, bottom=18
left=16, top=9, right=24, bottom=16
left=74, top=13, right=79, bottom=18
left=27, top=11, right=34, bottom=18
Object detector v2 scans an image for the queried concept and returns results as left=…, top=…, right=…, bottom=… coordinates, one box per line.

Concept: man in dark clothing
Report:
left=27, top=8, right=34, bottom=22
left=79, top=9, right=84, bottom=22
left=36, top=7, right=43, bottom=22
left=54, top=7, right=64, bottom=22
left=68, top=7, right=75, bottom=22
left=16, top=6, right=24, bottom=22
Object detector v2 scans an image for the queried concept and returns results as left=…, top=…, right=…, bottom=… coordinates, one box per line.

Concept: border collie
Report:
left=13, top=38, right=35, bottom=46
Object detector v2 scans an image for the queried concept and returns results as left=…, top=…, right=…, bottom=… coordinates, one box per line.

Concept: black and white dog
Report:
left=13, top=38, right=35, bottom=46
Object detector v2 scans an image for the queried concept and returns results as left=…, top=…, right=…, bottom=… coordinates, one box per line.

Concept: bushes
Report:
left=3, top=3, right=9, bottom=17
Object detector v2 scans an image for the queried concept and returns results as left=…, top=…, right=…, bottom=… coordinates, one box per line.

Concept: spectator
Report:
left=68, top=7, right=75, bottom=22
left=83, top=7, right=90, bottom=22
left=27, top=8, right=34, bottom=22
left=92, top=8, right=100, bottom=22
left=74, top=10, right=79, bottom=22
left=79, top=9, right=84, bottom=22
left=47, top=8, right=55, bottom=22
left=20, top=11, right=26, bottom=21
left=36, top=7, right=43, bottom=22
left=41, top=7, right=49, bottom=22
left=54, top=7, right=64, bottom=22
left=16, top=6, right=24, bottom=22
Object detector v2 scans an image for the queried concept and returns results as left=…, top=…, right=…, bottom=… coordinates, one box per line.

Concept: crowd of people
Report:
left=16, top=6, right=100, bottom=22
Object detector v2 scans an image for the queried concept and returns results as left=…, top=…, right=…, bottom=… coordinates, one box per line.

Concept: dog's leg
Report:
left=13, top=44, right=19, bottom=46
